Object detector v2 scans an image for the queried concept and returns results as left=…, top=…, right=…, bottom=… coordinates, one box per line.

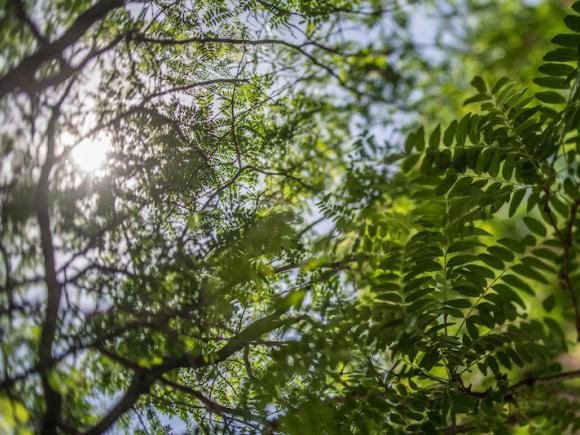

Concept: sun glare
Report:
left=66, top=133, right=110, bottom=173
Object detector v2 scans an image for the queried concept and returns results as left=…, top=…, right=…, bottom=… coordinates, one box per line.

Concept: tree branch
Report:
left=158, top=376, right=256, bottom=420
left=462, top=368, right=580, bottom=399
left=83, top=370, right=155, bottom=435
left=562, top=200, right=580, bottom=342
left=11, top=0, right=46, bottom=44
left=543, top=188, right=580, bottom=341
left=273, top=256, right=355, bottom=274
left=36, top=99, right=66, bottom=435
left=129, top=33, right=349, bottom=89
left=0, top=0, right=125, bottom=99
left=83, top=314, right=303, bottom=434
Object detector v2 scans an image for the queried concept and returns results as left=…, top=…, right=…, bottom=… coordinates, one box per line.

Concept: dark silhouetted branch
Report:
left=0, top=0, right=125, bottom=99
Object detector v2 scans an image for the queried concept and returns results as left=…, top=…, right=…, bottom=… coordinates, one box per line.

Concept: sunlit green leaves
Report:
left=552, top=33, right=580, bottom=47
left=523, top=217, right=547, bottom=236
left=443, top=120, right=457, bottom=147
left=533, top=76, right=569, bottom=89
left=3, top=1, right=580, bottom=434
left=429, top=125, right=441, bottom=150
left=564, top=15, right=580, bottom=32
left=344, top=6, right=580, bottom=432
left=535, top=91, right=567, bottom=104
left=538, top=63, right=575, bottom=76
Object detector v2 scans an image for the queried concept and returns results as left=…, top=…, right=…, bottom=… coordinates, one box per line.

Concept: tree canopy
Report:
left=2, top=0, right=580, bottom=434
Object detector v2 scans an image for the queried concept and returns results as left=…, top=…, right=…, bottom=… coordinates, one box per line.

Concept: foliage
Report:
left=412, top=0, right=570, bottom=123
left=313, top=2, right=580, bottom=432
left=1, top=0, right=580, bottom=434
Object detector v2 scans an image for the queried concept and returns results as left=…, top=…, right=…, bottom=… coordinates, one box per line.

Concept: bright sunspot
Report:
left=65, top=133, right=110, bottom=173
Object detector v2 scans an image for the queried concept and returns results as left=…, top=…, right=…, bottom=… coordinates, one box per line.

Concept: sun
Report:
left=65, top=133, right=110, bottom=173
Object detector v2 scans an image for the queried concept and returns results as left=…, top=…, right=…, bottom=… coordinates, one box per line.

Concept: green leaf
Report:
left=421, top=421, right=438, bottom=435
left=549, top=193, right=569, bottom=216
left=497, top=238, right=525, bottom=254
left=535, top=91, right=567, bottom=104
left=436, top=174, right=458, bottom=196
left=496, top=82, right=516, bottom=105
left=542, top=294, right=556, bottom=312
left=527, top=192, right=540, bottom=212
left=511, top=95, right=534, bottom=112
left=446, top=299, right=472, bottom=309
left=447, top=240, right=484, bottom=253
left=377, top=292, right=403, bottom=303
left=443, top=120, right=457, bottom=147
left=504, top=87, right=528, bottom=109
left=468, top=114, right=481, bottom=144
left=464, top=93, right=490, bottom=106
left=443, top=306, right=464, bottom=318
left=403, top=154, right=421, bottom=172
left=564, top=15, right=580, bottom=32
left=478, top=362, right=488, bottom=376
left=465, top=264, right=495, bottom=279
left=407, top=288, right=434, bottom=303
left=545, top=317, right=566, bottom=341
left=276, top=288, right=306, bottom=311
left=505, top=348, right=524, bottom=368
left=533, top=77, right=569, bottom=89
left=486, top=246, right=515, bottom=262
left=523, top=236, right=538, bottom=246
left=538, top=63, right=575, bottom=76
left=429, top=125, right=441, bottom=149
left=404, top=276, right=434, bottom=292
left=513, top=117, right=540, bottom=135
left=447, top=255, right=479, bottom=268
left=493, top=284, right=526, bottom=308
left=453, top=285, right=481, bottom=297
left=501, top=274, right=535, bottom=295
left=448, top=176, right=472, bottom=196
left=478, top=254, right=504, bottom=270
left=406, top=128, right=426, bottom=152
left=564, top=178, right=578, bottom=199
left=486, top=356, right=500, bottom=375
left=521, top=256, right=555, bottom=273
left=471, top=75, right=487, bottom=93
left=404, top=133, right=415, bottom=153
left=466, top=318, right=479, bottom=340
left=492, top=77, right=510, bottom=94
left=456, top=114, right=471, bottom=147
left=543, top=48, right=578, bottom=62
left=416, top=126, right=425, bottom=151
left=509, top=189, right=526, bottom=217
left=496, top=351, right=512, bottom=370
left=523, top=217, right=547, bottom=236
left=512, top=264, right=549, bottom=284
left=533, top=248, right=559, bottom=262
left=551, top=33, right=580, bottom=47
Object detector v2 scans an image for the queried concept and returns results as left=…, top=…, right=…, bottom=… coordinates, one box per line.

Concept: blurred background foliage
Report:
left=1, top=0, right=580, bottom=433
left=415, top=0, right=571, bottom=121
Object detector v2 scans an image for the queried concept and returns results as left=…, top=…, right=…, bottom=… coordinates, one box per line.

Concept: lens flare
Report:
left=65, top=132, right=109, bottom=173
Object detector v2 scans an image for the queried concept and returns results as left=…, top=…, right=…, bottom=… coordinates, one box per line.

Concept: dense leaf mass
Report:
left=2, top=0, right=580, bottom=434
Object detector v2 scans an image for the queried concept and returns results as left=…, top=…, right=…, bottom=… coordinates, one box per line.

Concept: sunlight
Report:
left=65, top=132, right=110, bottom=173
